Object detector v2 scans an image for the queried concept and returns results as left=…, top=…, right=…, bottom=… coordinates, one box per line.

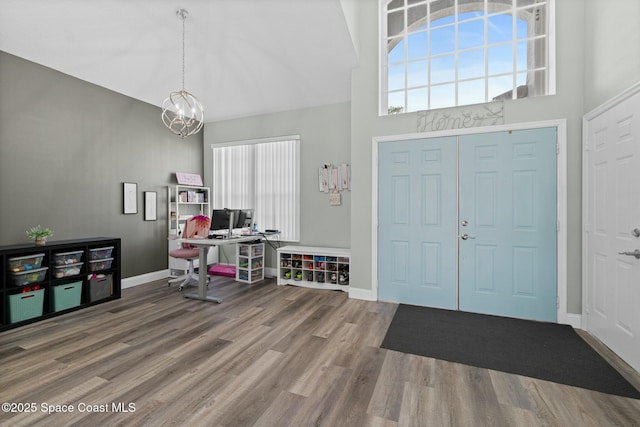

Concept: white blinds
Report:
left=211, top=144, right=254, bottom=209
left=255, top=139, right=300, bottom=241
left=211, top=136, right=300, bottom=242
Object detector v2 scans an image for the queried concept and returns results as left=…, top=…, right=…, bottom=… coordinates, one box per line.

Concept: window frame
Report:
left=379, top=0, right=556, bottom=116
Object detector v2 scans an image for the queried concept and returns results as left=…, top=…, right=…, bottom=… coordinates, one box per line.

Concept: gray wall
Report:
left=583, top=0, right=640, bottom=112
left=203, top=102, right=352, bottom=267
left=0, top=51, right=203, bottom=278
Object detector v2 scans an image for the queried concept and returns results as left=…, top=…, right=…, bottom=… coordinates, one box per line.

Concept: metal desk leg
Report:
left=183, top=245, right=222, bottom=303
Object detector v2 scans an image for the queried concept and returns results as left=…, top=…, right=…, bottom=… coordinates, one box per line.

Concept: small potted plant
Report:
left=26, top=225, right=54, bottom=246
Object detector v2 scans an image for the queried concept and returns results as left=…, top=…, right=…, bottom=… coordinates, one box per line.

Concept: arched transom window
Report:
left=381, top=0, right=555, bottom=115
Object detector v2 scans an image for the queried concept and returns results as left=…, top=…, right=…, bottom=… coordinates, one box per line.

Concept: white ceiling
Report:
left=0, top=0, right=359, bottom=122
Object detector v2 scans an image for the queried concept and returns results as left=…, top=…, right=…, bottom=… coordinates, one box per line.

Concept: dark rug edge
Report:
left=380, top=304, right=640, bottom=400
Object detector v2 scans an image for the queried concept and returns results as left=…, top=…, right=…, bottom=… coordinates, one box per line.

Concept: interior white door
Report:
left=585, top=86, right=640, bottom=373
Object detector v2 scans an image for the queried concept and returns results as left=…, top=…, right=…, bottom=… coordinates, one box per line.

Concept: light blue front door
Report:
left=378, top=137, right=458, bottom=309
left=458, top=129, right=557, bottom=321
left=378, top=128, right=558, bottom=322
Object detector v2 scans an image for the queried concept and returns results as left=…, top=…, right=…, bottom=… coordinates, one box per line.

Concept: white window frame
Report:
left=211, top=135, right=300, bottom=242
left=379, top=0, right=556, bottom=115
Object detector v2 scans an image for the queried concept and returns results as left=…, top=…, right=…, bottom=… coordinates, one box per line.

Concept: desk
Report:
left=179, top=234, right=276, bottom=303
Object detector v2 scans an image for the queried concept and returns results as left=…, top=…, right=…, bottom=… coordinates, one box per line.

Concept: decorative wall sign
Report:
left=329, top=192, right=341, bottom=206
left=319, top=163, right=350, bottom=206
left=318, top=163, right=350, bottom=193
left=175, top=172, right=203, bottom=186
left=144, top=191, right=157, bottom=221
left=417, top=101, right=504, bottom=133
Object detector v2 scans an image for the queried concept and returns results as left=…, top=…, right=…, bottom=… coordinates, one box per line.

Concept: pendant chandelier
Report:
left=161, top=9, right=204, bottom=138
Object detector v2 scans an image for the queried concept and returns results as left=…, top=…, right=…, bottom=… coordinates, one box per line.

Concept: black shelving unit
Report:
left=0, top=237, right=121, bottom=332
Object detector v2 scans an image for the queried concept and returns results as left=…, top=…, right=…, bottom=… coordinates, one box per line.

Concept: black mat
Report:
left=381, top=304, right=640, bottom=399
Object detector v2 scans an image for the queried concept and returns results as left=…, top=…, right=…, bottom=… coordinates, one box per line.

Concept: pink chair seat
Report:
left=169, top=247, right=200, bottom=259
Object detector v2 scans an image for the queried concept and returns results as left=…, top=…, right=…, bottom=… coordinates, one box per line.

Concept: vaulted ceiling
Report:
left=0, top=0, right=359, bottom=122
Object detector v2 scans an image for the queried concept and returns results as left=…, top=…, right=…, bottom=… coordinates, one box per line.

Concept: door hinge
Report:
left=556, top=143, right=560, bottom=155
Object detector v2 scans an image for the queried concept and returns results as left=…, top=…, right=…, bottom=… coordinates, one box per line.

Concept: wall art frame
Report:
left=144, top=191, right=157, bottom=221
left=123, top=182, right=137, bottom=214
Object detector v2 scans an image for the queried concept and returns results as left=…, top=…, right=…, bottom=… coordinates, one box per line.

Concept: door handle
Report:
left=460, top=233, right=476, bottom=240
left=618, top=249, right=640, bottom=259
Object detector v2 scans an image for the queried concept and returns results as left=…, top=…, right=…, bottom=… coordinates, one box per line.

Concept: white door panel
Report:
left=585, top=85, right=640, bottom=373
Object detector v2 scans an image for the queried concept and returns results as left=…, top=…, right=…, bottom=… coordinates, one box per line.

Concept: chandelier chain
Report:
left=181, top=11, right=185, bottom=91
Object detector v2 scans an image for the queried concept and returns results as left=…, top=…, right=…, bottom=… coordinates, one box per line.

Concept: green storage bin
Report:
left=52, top=281, right=82, bottom=312
left=8, top=289, right=44, bottom=323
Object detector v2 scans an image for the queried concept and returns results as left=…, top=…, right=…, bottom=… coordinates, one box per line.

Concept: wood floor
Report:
left=1, top=277, right=639, bottom=427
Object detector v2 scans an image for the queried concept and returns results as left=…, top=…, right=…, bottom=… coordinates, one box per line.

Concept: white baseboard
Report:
left=264, top=267, right=277, bottom=279
left=349, top=287, right=376, bottom=301
left=122, top=266, right=280, bottom=289
left=564, top=313, right=582, bottom=329
left=122, top=270, right=170, bottom=289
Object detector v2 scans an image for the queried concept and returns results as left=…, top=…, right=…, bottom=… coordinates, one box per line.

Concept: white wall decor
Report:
left=417, top=101, right=504, bottom=133
left=123, top=182, right=137, bottom=214
left=144, top=191, right=157, bottom=221
left=319, top=164, right=350, bottom=191
left=319, top=163, right=350, bottom=206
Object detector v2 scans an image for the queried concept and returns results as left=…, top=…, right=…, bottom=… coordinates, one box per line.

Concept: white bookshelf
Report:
left=167, top=185, right=215, bottom=276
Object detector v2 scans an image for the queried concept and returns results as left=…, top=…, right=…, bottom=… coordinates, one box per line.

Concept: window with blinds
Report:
left=211, top=136, right=300, bottom=242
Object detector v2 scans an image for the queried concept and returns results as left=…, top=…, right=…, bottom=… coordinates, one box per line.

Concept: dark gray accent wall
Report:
left=0, top=51, right=203, bottom=278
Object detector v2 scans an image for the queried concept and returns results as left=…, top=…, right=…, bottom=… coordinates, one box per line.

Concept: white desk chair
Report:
left=169, top=215, right=211, bottom=290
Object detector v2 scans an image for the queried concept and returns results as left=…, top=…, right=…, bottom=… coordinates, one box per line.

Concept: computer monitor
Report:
left=210, top=208, right=254, bottom=236
left=234, top=209, right=254, bottom=229
left=210, top=209, right=232, bottom=231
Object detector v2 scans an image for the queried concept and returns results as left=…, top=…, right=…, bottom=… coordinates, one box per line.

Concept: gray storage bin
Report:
left=89, top=274, right=112, bottom=301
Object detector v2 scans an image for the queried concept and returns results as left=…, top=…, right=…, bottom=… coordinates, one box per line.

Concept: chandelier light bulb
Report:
left=162, top=90, right=204, bottom=137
